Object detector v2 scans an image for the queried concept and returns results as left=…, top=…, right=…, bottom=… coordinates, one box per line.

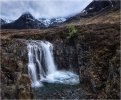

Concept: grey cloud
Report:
left=0, top=0, right=93, bottom=20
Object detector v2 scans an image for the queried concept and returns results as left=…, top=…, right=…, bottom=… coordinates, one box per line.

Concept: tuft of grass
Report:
left=66, top=25, right=78, bottom=39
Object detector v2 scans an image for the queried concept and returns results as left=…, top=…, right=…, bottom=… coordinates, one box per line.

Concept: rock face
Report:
left=53, top=40, right=79, bottom=73
left=1, top=39, right=33, bottom=99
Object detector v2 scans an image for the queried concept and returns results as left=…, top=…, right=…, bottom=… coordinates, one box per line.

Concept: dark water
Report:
left=33, top=82, right=88, bottom=99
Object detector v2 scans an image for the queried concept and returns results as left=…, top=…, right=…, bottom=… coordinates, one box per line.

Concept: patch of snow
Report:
left=3, top=18, right=13, bottom=23
left=38, top=17, right=66, bottom=27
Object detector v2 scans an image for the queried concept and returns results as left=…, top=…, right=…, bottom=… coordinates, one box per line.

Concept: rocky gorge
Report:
left=1, top=1, right=120, bottom=100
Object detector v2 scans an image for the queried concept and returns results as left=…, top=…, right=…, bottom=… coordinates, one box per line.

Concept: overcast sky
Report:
left=0, top=0, right=93, bottom=20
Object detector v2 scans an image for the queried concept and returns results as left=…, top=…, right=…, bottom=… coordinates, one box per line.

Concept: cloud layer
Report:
left=0, top=0, right=92, bottom=20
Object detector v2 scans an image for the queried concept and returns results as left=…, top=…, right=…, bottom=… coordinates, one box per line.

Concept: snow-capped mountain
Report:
left=1, top=12, right=67, bottom=29
left=1, top=13, right=45, bottom=29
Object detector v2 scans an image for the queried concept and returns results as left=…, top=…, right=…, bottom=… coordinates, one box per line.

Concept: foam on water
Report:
left=42, top=71, right=79, bottom=85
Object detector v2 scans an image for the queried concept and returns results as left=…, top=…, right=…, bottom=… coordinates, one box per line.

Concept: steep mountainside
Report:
left=67, top=0, right=120, bottom=21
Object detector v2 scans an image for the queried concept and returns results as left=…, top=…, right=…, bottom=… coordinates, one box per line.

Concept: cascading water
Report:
left=27, top=40, right=79, bottom=87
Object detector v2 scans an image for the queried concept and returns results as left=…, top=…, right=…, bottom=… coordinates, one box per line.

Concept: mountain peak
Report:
left=19, top=12, right=34, bottom=20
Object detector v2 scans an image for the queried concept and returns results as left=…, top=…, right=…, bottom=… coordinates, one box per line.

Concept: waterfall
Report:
left=27, top=40, right=79, bottom=87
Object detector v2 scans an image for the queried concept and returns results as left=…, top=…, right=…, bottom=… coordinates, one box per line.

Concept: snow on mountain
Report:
left=38, top=18, right=66, bottom=27
left=3, top=18, right=13, bottom=23
left=1, top=12, right=67, bottom=29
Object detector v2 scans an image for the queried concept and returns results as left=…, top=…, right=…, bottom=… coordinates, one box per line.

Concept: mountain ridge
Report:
left=1, top=0, right=120, bottom=29
left=1, top=12, right=67, bottom=29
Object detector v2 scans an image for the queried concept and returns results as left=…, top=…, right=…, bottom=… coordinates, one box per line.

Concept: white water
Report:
left=27, top=41, right=79, bottom=87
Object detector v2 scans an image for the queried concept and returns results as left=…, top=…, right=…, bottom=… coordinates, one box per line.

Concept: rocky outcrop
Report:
left=1, top=39, right=33, bottom=99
